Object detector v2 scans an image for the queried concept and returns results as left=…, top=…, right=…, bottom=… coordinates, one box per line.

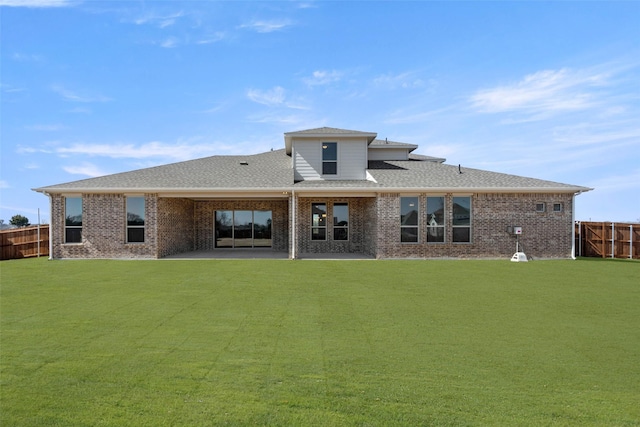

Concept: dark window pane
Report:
left=333, top=203, right=348, bottom=227
left=127, top=197, right=145, bottom=226
left=323, top=161, right=337, bottom=175
left=452, top=227, right=470, bottom=243
left=65, top=228, right=82, bottom=243
left=65, top=197, right=82, bottom=226
left=312, top=204, right=327, bottom=227
left=401, top=197, right=419, bottom=226
left=427, top=227, right=445, bottom=243
left=215, top=211, right=233, bottom=247
left=426, top=197, right=445, bottom=225
left=127, top=228, right=145, bottom=243
left=253, top=211, right=272, bottom=247
left=312, top=227, right=326, bottom=240
left=401, top=227, right=419, bottom=243
left=322, top=142, right=337, bottom=160
left=453, top=197, right=471, bottom=226
left=334, top=228, right=348, bottom=241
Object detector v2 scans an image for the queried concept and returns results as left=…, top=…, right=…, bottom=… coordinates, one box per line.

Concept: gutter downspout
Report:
left=291, top=189, right=296, bottom=260
left=571, top=193, right=576, bottom=260
left=45, top=192, right=53, bottom=260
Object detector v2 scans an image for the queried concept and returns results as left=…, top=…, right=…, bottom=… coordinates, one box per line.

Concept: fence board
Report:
left=0, top=225, right=49, bottom=260
left=575, top=222, right=639, bottom=259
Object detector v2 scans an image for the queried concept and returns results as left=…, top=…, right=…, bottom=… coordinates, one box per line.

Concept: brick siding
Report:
left=49, top=192, right=574, bottom=259
left=51, top=193, right=158, bottom=259
left=375, top=193, right=574, bottom=259
left=295, top=197, right=377, bottom=255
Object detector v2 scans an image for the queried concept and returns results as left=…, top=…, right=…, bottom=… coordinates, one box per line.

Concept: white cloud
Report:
left=51, top=85, right=111, bottom=103
left=53, top=140, right=226, bottom=162
left=159, top=37, right=179, bottom=48
left=133, top=10, right=185, bottom=28
left=12, top=53, right=44, bottom=62
left=1, top=83, right=26, bottom=93
left=303, top=70, right=343, bottom=86
left=239, top=19, right=292, bottom=33
left=25, top=124, right=68, bottom=131
left=373, top=72, right=425, bottom=90
left=247, top=86, right=286, bottom=106
left=197, top=32, right=227, bottom=45
left=469, top=68, right=607, bottom=117
left=0, top=0, right=75, bottom=7
left=0, top=180, right=9, bottom=189
left=62, top=162, right=109, bottom=177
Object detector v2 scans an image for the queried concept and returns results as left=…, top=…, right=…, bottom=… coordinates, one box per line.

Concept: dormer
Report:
left=285, top=127, right=377, bottom=181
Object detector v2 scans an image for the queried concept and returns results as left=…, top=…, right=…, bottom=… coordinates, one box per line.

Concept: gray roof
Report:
left=284, top=126, right=377, bottom=137
left=34, top=149, right=293, bottom=193
left=367, top=160, right=590, bottom=192
left=34, top=147, right=590, bottom=195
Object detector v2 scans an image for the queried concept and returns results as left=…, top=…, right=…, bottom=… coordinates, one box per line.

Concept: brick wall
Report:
left=49, top=192, right=575, bottom=260
left=157, top=198, right=195, bottom=258
left=375, top=193, right=574, bottom=259
left=295, top=197, right=376, bottom=255
left=51, top=193, right=158, bottom=259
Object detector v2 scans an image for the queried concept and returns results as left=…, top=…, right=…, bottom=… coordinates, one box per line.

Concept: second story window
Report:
left=322, top=142, right=337, bottom=175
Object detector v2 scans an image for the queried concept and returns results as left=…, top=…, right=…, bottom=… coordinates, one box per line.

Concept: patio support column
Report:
left=291, top=189, right=297, bottom=259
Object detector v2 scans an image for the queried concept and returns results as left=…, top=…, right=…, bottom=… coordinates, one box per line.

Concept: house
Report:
left=33, top=127, right=591, bottom=260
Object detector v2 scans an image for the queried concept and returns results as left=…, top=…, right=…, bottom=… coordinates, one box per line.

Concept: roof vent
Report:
left=240, top=160, right=249, bottom=166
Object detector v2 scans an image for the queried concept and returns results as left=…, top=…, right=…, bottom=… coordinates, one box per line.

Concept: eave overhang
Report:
left=33, top=185, right=592, bottom=198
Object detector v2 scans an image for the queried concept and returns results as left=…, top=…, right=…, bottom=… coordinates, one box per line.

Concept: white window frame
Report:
left=536, top=202, right=546, bottom=213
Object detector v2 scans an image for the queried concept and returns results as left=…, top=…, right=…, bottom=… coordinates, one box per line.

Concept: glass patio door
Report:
left=215, top=210, right=272, bottom=248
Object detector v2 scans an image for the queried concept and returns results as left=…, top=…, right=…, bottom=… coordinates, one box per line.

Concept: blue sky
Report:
left=1, top=0, right=639, bottom=224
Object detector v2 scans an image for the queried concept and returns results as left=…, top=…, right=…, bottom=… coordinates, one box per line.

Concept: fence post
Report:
left=611, top=222, right=615, bottom=259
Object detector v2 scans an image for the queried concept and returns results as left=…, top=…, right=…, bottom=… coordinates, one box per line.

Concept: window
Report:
left=426, top=196, right=445, bottom=243
left=311, top=203, right=327, bottom=240
left=333, top=203, right=349, bottom=241
left=553, top=203, right=563, bottom=212
left=452, top=197, right=471, bottom=243
left=322, top=142, right=337, bottom=175
left=126, top=197, right=145, bottom=243
left=400, top=197, right=419, bottom=243
left=65, top=197, right=82, bottom=243
left=536, top=202, right=546, bottom=212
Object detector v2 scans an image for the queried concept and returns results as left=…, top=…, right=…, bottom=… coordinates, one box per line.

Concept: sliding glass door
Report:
left=215, top=210, right=272, bottom=248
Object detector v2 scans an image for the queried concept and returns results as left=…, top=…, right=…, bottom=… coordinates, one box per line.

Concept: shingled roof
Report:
left=34, top=148, right=590, bottom=195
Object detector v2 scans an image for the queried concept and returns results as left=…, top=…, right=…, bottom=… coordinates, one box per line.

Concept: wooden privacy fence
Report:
left=575, top=222, right=639, bottom=259
left=0, top=225, right=49, bottom=260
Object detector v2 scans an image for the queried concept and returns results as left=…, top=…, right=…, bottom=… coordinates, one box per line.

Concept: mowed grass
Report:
left=1, top=258, right=639, bottom=426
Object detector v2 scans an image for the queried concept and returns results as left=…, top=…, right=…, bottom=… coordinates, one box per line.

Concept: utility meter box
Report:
left=513, top=226, right=523, bottom=235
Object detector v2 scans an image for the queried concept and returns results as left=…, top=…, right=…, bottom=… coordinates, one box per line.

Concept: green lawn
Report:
left=1, top=258, right=639, bottom=426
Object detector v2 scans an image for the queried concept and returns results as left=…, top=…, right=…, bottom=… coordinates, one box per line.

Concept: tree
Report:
left=9, top=214, right=30, bottom=228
